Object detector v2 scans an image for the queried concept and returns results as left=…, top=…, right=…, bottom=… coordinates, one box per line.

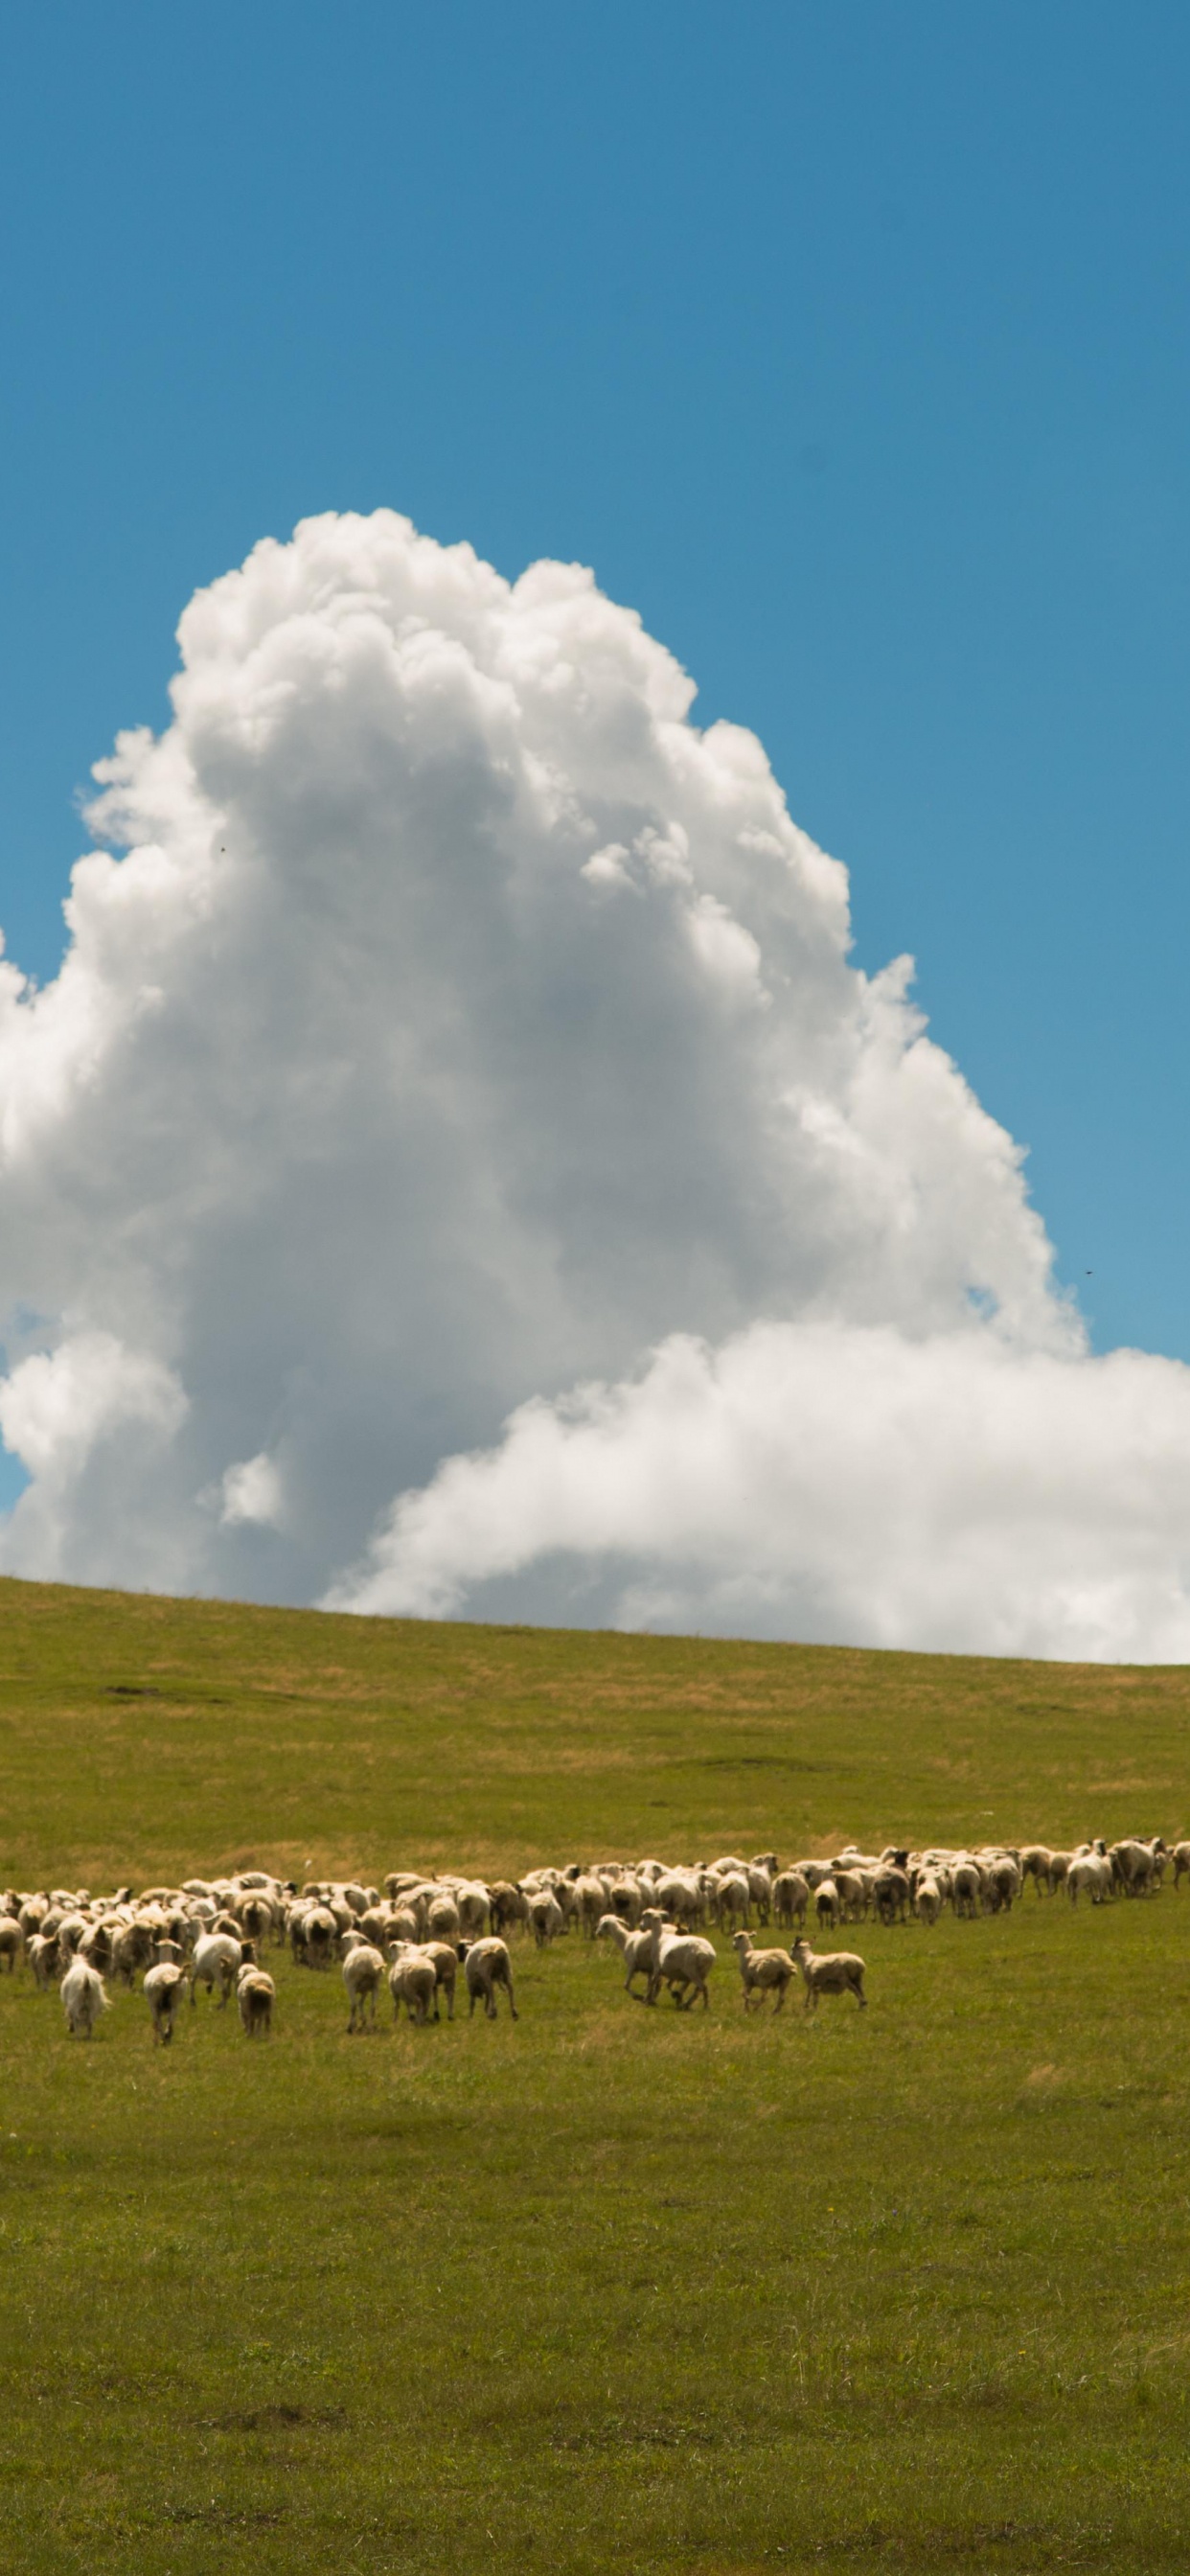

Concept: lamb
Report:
left=732, top=1932, right=798, bottom=2012
left=144, top=1960, right=187, bottom=2045
left=790, top=1937, right=867, bottom=2012
left=60, top=1957, right=108, bottom=2037
left=342, top=1938, right=385, bottom=2033
left=639, top=1909, right=716, bottom=2012
left=461, top=1936, right=518, bottom=2021
left=597, top=1912, right=655, bottom=1998
left=190, top=1931, right=242, bottom=2006
left=237, top=1965, right=275, bottom=2036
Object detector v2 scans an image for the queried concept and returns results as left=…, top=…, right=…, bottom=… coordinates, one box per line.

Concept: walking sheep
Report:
left=732, top=1932, right=798, bottom=2012
left=60, top=1957, right=108, bottom=2038
left=790, top=1938, right=867, bottom=2012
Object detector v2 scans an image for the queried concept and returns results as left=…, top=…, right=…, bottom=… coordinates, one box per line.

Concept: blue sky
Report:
left=2, top=0, right=1189, bottom=1386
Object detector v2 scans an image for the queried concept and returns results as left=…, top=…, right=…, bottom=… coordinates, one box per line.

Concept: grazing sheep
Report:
left=639, top=1909, right=716, bottom=2012
left=461, top=1937, right=518, bottom=2022
left=790, top=1937, right=867, bottom=2012
left=60, top=1957, right=108, bottom=2038
left=144, top=1961, right=187, bottom=2046
left=732, top=1932, right=798, bottom=2012
left=0, top=1918, right=21, bottom=1973
left=342, top=1939, right=385, bottom=2033
left=1018, top=1845, right=1052, bottom=1895
left=425, top=1892, right=462, bottom=1944
left=1172, top=1840, right=1190, bottom=1891
left=238, top=1966, right=275, bottom=2037
left=913, top=1874, right=942, bottom=1927
left=596, top=1912, right=655, bottom=1998
left=814, top=1877, right=840, bottom=1930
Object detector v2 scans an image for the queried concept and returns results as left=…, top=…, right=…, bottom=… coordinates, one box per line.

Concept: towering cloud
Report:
left=0, top=510, right=1183, bottom=1655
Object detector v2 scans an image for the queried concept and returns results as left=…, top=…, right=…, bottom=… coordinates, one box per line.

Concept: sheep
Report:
left=191, top=1931, right=242, bottom=2006
left=713, top=1872, right=753, bottom=1932
left=813, top=1877, right=840, bottom=1931
left=238, top=1966, right=275, bottom=2037
left=1173, top=1840, right=1190, bottom=1892
left=914, top=1873, right=942, bottom=1926
left=144, top=1960, right=187, bottom=2046
left=790, top=1937, right=867, bottom=2012
left=596, top=1912, right=655, bottom=1998
left=951, top=1861, right=982, bottom=1920
left=27, top=1931, right=58, bottom=1989
left=872, top=1867, right=910, bottom=1926
left=461, top=1937, right=518, bottom=2021
left=772, top=1870, right=810, bottom=1929
left=1067, top=1853, right=1111, bottom=1905
left=834, top=1868, right=868, bottom=1922
left=639, top=1909, right=716, bottom=2012
left=425, top=1892, right=462, bottom=1944
left=60, top=1957, right=108, bottom=2038
left=387, top=1944, right=438, bottom=2025
left=986, top=1856, right=1021, bottom=1914
left=732, top=1932, right=798, bottom=2012
left=454, top=1882, right=491, bottom=1939
left=570, top=1875, right=607, bottom=1940
left=489, top=1881, right=530, bottom=1937
left=1018, top=1844, right=1052, bottom=1895
left=529, top=1889, right=565, bottom=1948
left=418, top=1940, right=458, bottom=2020
left=654, top=1871, right=705, bottom=1930
left=0, top=1917, right=21, bottom=1973
left=342, top=1939, right=385, bottom=2033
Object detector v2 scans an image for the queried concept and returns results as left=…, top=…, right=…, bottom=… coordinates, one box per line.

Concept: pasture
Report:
left=3, top=1576, right=1190, bottom=2573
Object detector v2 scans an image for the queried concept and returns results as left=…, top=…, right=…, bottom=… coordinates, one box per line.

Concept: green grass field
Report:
left=3, top=1574, right=1190, bottom=2574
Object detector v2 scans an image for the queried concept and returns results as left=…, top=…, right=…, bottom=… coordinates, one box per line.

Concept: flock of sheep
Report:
left=1, top=1831, right=1179, bottom=2042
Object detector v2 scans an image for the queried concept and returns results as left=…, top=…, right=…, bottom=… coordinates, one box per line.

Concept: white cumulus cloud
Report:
left=0, top=506, right=1181, bottom=1655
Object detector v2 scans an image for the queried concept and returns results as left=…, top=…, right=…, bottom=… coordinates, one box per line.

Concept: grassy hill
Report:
left=2, top=1575, right=1190, bottom=2573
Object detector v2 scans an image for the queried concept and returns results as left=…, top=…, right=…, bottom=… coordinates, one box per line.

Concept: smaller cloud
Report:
left=217, top=1452, right=284, bottom=1529
left=0, top=1333, right=186, bottom=1485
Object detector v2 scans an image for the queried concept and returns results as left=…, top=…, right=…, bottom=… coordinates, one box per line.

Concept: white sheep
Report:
left=772, top=1870, right=810, bottom=1929
left=238, top=1965, right=275, bottom=2036
left=60, top=1957, right=108, bottom=2037
left=461, top=1937, right=518, bottom=2021
left=790, top=1937, right=867, bottom=2012
left=387, top=1943, right=438, bottom=2025
left=596, top=1912, right=655, bottom=1997
left=342, top=1939, right=385, bottom=2033
left=144, top=1960, right=187, bottom=2045
left=191, top=1931, right=242, bottom=2006
left=913, top=1874, right=942, bottom=1927
left=732, top=1932, right=798, bottom=2012
left=814, top=1877, right=840, bottom=1930
left=639, top=1909, right=716, bottom=2012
